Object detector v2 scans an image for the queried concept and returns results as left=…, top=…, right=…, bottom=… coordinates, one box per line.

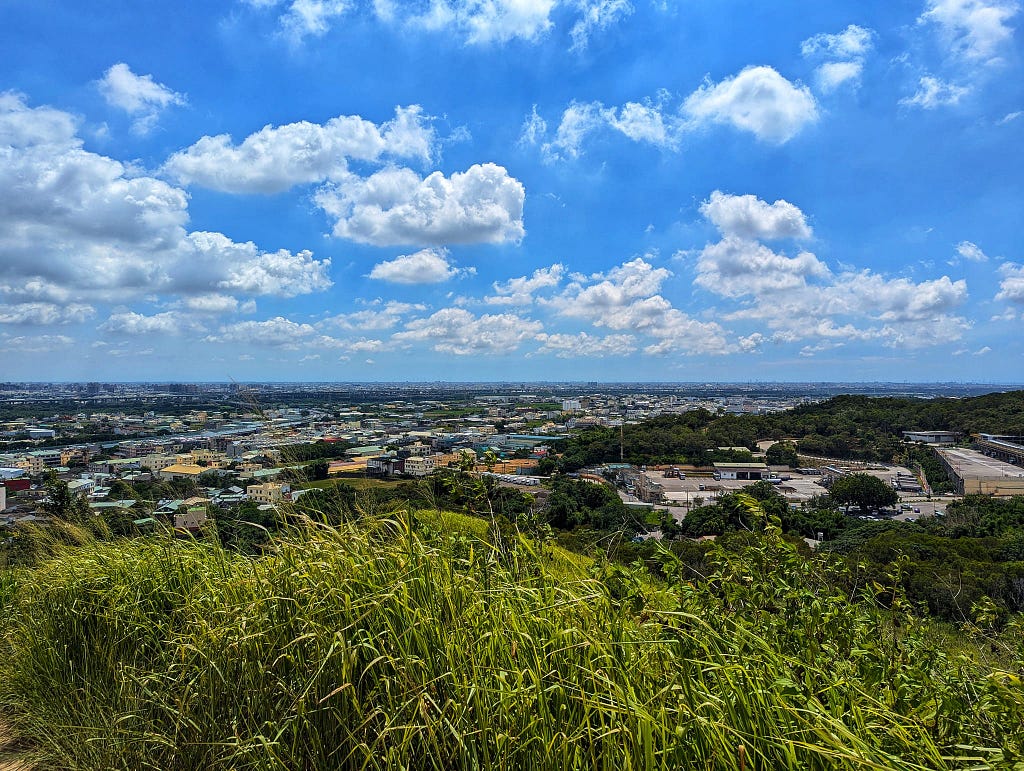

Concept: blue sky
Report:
left=1, top=0, right=1022, bottom=382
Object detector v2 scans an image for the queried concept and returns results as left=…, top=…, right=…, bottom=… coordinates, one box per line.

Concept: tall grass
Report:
left=0, top=510, right=1021, bottom=770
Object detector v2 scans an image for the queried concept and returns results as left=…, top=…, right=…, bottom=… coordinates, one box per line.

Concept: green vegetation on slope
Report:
left=1, top=508, right=1023, bottom=770
left=554, top=391, right=1024, bottom=467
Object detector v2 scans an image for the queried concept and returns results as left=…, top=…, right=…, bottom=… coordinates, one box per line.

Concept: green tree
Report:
left=766, top=441, right=799, bottom=467
left=828, top=473, right=898, bottom=515
left=42, top=474, right=89, bottom=524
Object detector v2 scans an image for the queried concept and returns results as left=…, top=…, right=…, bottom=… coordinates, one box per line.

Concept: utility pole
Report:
left=620, top=423, right=624, bottom=462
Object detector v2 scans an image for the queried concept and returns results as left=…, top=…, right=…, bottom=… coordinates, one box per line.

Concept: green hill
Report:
left=1, top=511, right=1022, bottom=770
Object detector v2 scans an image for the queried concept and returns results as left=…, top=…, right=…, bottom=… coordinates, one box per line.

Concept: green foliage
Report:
left=278, top=440, right=351, bottom=463
left=546, top=477, right=638, bottom=532
left=41, top=473, right=90, bottom=524
left=765, top=440, right=799, bottom=467
left=556, top=392, right=1024, bottom=469
left=211, top=500, right=282, bottom=555
left=677, top=481, right=789, bottom=538
left=828, top=473, right=899, bottom=514
left=904, top=445, right=955, bottom=494
left=2, top=514, right=1023, bottom=770
left=939, top=495, right=1024, bottom=538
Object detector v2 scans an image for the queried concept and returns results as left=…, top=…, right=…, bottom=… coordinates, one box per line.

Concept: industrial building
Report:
left=936, top=447, right=1024, bottom=496
left=974, top=434, right=1024, bottom=465
left=713, top=462, right=769, bottom=481
left=902, top=430, right=958, bottom=444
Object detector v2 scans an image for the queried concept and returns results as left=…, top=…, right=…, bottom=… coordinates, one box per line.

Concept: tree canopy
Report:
left=828, top=473, right=898, bottom=514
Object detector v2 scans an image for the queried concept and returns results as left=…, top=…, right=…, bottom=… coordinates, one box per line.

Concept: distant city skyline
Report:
left=1, top=1, right=1022, bottom=381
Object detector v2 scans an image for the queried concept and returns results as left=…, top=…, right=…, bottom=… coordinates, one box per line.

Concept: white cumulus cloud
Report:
left=996, top=262, right=1024, bottom=303
left=801, top=25, right=874, bottom=93
left=164, top=105, right=434, bottom=193
left=207, top=316, right=344, bottom=348
left=683, top=66, right=819, bottom=144
left=694, top=191, right=971, bottom=349
left=0, top=92, right=333, bottom=307
left=700, top=190, right=813, bottom=240
left=548, top=257, right=731, bottom=355
left=0, top=334, right=75, bottom=353
left=955, top=240, right=989, bottom=262
left=533, top=331, right=636, bottom=357
left=368, top=248, right=464, bottom=284
left=393, top=307, right=543, bottom=354
left=901, top=76, right=971, bottom=108
left=97, top=63, right=186, bottom=134
left=100, top=311, right=204, bottom=336
left=486, top=264, right=565, bottom=304
left=400, top=0, right=557, bottom=44
left=920, top=0, right=1021, bottom=64
left=0, top=302, right=95, bottom=326
left=315, top=162, right=525, bottom=246
left=695, top=237, right=830, bottom=298
left=322, top=300, right=426, bottom=332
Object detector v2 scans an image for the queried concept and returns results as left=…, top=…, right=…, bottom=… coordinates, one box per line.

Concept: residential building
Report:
left=246, top=482, right=291, bottom=505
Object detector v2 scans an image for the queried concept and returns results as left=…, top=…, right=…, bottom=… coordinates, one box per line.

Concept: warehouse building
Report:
left=936, top=447, right=1024, bottom=496
left=713, top=462, right=769, bottom=481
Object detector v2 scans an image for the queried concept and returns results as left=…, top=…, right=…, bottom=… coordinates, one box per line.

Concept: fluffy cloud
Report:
left=920, top=0, right=1021, bottom=64
left=700, top=190, right=812, bottom=240
left=97, top=63, right=186, bottom=134
left=486, top=264, right=565, bottom=304
left=180, top=294, right=257, bottom=315
left=534, top=96, right=687, bottom=160
left=315, top=163, right=525, bottom=246
left=190, top=232, right=333, bottom=297
left=252, top=0, right=632, bottom=49
left=165, top=106, right=433, bottom=193
left=100, top=311, right=204, bottom=336
left=207, top=316, right=331, bottom=347
left=695, top=237, right=830, bottom=297
left=323, top=300, right=426, bottom=331
left=996, top=262, right=1024, bottom=303
left=801, top=25, right=874, bottom=92
left=683, top=66, right=818, bottom=144
left=552, top=258, right=672, bottom=316
left=533, top=331, right=635, bottom=357
left=282, top=0, right=352, bottom=40
left=842, top=273, right=968, bottom=322
left=605, top=100, right=674, bottom=146
left=395, top=0, right=557, bottom=44
left=244, top=0, right=353, bottom=41
left=0, top=303, right=95, bottom=326
left=368, top=248, right=463, bottom=284
left=901, top=76, right=970, bottom=108
left=0, top=334, right=74, bottom=353
left=548, top=257, right=731, bottom=355
left=393, top=307, right=543, bottom=354
left=529, top=66, right=815, bottom=161
left=540, top=101, right=604, bottom=159
left=694, top=191, right=970, bottom=348
left=956, top=240, right=989, bottom=262
left=0, top=93, right=332, bottom=305
left=801, top=24, right=874, bottom=60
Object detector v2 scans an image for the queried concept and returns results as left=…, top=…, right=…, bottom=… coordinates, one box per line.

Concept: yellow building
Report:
left=159, top=464, right=205, bottom=480
left=246, top=482, right=290, bottom=504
